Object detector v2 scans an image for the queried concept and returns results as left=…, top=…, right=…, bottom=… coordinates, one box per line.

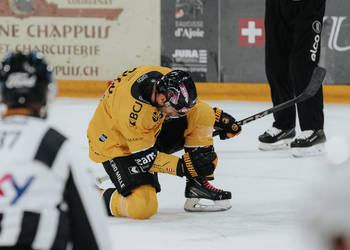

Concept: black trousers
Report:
left=265, top=0, right=326, bottom=130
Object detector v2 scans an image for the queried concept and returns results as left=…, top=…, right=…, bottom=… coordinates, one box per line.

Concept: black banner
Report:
left=161, top=0, right=219, bottom=82
left=220, top=0, right=266, bottom=83
left=322, top=3, right=350, bottom=85
left=161, top=0, right=350, bottom=85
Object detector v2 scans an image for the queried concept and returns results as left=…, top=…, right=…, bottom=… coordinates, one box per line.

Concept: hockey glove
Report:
left=177, top=146, right=217, bottom=178
left=213, top=107, right=241, bottom=140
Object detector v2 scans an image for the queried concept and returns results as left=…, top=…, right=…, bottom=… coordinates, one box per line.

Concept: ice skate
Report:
left=258, top=127, right=296, bottom=151
left=291, top=129, right=326, bottom=157
left=184, top=177, right=232, bottom=212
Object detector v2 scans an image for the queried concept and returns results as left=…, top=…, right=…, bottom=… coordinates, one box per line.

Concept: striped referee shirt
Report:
left=0, top=115, right=111, bottom=250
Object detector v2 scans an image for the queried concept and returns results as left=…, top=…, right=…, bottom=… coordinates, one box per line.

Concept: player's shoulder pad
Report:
left=187, top=101, right=215, bottom=127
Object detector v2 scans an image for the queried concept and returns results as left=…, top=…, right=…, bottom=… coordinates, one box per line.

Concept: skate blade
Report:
left=292, top=143, right=325, bottom=158
left=184, top=198, right=232, bottom=212
left=259, top=138, right=293, bottom=151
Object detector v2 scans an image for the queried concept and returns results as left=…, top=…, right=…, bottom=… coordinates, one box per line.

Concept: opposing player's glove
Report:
left=213, top=107, right=241, bottom=140
left=177, top=146, right=217, bottom=178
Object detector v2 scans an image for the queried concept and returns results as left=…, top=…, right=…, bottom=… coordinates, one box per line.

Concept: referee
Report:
left=0, top=51, right=111, bottom=250
left=258, top=0, right=327, bottom=157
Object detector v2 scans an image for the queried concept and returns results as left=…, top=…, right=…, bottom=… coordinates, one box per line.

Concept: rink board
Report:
left=57, top=80, right=350, bottom=103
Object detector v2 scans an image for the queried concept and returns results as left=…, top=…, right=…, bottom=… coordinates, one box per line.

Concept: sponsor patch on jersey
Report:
left=128, top=166, right=141, bottom=174
left=128, top=165, right=149, bottom=175
left=134, top=151, right=157, bottom=167
left=152, top=112, right=160, bottom=122
left=99, top=133, right=108, bottom=142
left=0, top=174, right=35, bottom=205
left=109, top=160, right=125, bottom=189
left=129, top=101, right=143, bottom=127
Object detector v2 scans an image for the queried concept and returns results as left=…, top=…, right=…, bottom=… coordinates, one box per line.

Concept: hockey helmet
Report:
left=156, top=70, right=197, bottom=115
left=0, top=51, right=56, bottom=107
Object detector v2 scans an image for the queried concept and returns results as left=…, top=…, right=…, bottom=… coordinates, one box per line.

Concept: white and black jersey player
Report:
left=0, top=51, right=111, bottom=250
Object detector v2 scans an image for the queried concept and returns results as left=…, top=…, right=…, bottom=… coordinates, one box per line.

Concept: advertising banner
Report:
left=219, top=0, right=350, bottom=84
left=322, top=3, right=350, bottom=84
left=162, top=0, right=350, bottom=85
left=220, top=0, right=266, bottom=83
left=161, top=0, right=219, bottom=82
left=0, top=0, right=161, bottom=81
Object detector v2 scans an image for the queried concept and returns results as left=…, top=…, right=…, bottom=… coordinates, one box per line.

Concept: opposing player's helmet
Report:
left=156, top=70, right=197, bottom=115
left=0, top=51, right=56, bottom=107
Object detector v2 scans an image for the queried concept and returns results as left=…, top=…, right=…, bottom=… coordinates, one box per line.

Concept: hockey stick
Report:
left=213, top=66, right=326, bottom=136
left=96, top=67, right=326, bottom=184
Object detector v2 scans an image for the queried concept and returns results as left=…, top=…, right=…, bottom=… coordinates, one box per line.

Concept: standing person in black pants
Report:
left=258, top=0, right=327, bottom=157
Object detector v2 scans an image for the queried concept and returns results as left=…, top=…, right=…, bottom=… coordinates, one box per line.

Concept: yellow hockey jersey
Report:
left=88, top=66, right=171, bottom=163
left=87, top=65, right=215, bottom=163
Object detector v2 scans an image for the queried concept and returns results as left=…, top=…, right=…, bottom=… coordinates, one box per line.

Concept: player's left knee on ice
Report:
left=127, top=185, right=158, bottom=219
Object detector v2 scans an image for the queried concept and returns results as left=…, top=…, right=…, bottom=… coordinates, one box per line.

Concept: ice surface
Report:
left=47, top=98, right=350, bottom=250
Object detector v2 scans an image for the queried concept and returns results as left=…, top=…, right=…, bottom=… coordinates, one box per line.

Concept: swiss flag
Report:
left=239, top=18, right=265, bottom=46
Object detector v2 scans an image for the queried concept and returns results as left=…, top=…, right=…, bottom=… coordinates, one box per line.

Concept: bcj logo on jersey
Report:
left=0, top=174, right=35, bottom=205
left=239, top=18, right=265, bottom=46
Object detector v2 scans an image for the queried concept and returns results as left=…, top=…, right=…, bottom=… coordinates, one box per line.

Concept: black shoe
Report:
left=258, top=127, right=296, bottom=150
left=291, top=129, right=326, bottom=157
left=184, top=177, right=231, bottom=212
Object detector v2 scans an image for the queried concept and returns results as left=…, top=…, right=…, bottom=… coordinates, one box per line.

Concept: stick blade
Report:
left=302, top=66, right=327, bottom=99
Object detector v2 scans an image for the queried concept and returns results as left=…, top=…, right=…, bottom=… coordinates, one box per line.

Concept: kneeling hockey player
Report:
left=87, top=66, right=241, bottom=219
